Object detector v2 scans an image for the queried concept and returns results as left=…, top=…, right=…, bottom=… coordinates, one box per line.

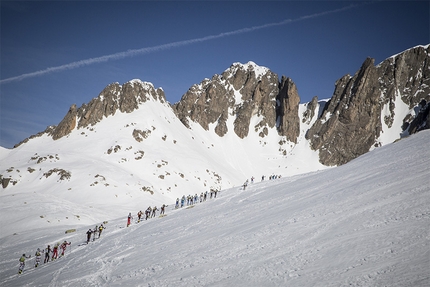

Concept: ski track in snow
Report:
left=1, top=131, right=429, bottom=286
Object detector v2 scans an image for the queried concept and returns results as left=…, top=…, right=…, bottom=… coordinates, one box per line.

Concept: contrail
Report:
left=0, top=4, right=360, bottom=85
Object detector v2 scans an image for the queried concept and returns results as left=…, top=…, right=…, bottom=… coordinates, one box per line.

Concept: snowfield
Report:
left=1, top=130, right=429, bottom=286
left=0, top=80, right=327, bottom=239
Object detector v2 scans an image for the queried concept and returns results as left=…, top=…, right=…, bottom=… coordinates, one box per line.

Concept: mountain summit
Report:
left=307, top=45, right=430, bottom=165
left=173, top=61, right=281, bottom=139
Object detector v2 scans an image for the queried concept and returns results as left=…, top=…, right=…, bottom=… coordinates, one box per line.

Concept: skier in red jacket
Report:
left=60, top=241, right=71, bottom=256
left=51, top=243, right=60, bottom=260
left=127, top=213, right=132, bottom=227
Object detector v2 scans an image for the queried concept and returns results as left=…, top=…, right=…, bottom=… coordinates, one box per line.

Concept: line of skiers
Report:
left=243, top=174, right=281, bottom=190
left=127, top=190, right=220, bottom=228
left=18, top=240, right=71, bottom=274
left=261, top=174, right=281, bottom=181
left=175, top=190, right=219, bottom=208
left=16, top=175, right=291, bottom=276
left=133, top=204, right=167, bottom=226
left=125, top=190, right=221, bottom=229
left=17, top=188, right=225, bottom=275
left=86, top=223, right=105, bottom=243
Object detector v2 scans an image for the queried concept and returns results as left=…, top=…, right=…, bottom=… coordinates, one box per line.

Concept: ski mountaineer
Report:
left=127, top=213, right=132, bottom=227
left=243, top=180, right=248, bottom=190
left=145, top=207, right=151, bottom=220
left=86, top=229, right=92, bottom=244
left=93, top=226, right=98, bottom=241
left=98, top=224, right=105, bottom=238
left=160, top=204, right=166, bottom=215
left=51, top=243, right=60, bottom=260
left=60, top=241, right=71, bottom=256
left=18, top=254, right=31, bottom=274
left=44, top=245, right=51, bottom=263
left=137, top=211, right=142, bottom=222
left=151, top=206, right=158, bottom=218
left=34, top=248, right=42, bottom=267
left=175, top=198, right=179, bottom=209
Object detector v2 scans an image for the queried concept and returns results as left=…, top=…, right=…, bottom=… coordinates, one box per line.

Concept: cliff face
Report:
left=173, top=62, right=280, bottom=139
left=52, top=104, right=78, bottom=140
left=377, top=45, right=430, bottom=131
left=305, top=45, right=430, bottom=166
left=276, top=76, right=300, bottom=143
left=77, top=80, right=166, bottom=128
left=305, top=58, right=383, bottom=165
left=172, top=62, right=304, bottom=142
left=49, top=80, right=166, bottom=140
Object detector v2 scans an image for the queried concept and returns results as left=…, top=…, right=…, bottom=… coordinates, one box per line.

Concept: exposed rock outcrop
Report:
left=306, top=45, right=430, bottom=166
left=306, top=58, right=382, bottom=166
left=378, top=45, right=430, bottom=111
left=2, top=177, right=11, bottom=188
left=302, top=96, right=319, bottom=124
left=173, top=62, right=279, bottom=139
left=276, top=76, right=300, bottom=143
left=52, top=104, right=77, bottom=140
left=408, top=100, right=430, bottom=134
left=377, top=45, right=430, bottom=131
left=76, top=83, right=122, bottom=129
left=173, top=77, right=233, bottom=135
left=49, top=80, right=166, bottom=141
left=77, top=80, right=166, bottom=129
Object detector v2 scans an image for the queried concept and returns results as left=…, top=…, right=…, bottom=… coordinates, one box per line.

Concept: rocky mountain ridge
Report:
left=173, top=62, right=280, bottom=139
left=4, top=45, right=429, bottom=194
left=172, top=62, right=303, bottom=144
left=307, top=45, right=430, bottom=165
left=172, top=45, right=429, bottom=165
left=54, top=81, right=167, bottom=140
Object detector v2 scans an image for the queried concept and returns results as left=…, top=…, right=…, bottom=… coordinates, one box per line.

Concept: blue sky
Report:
left=1, top=1, right=428, bottom=148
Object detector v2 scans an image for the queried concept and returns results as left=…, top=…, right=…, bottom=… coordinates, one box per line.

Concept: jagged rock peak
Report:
left=377, top=44, right=430, bottom=110
left=51, top=80, right=166, bottom=140
left=306, top=45, right=430, bottom=166
left=225, top=61, right=271, bottom=79
left=173, top=61, right=279, bottom=139
left=306, top=57, right=382, bottom=166
left=381, top=44, right=429, bottom=64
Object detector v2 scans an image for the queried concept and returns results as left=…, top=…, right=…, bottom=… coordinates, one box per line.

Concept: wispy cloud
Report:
left=0, top=4, right=360, bottom=85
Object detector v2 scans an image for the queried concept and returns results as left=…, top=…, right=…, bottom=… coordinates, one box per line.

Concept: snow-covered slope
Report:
left=1, top=130, right=428, bottom=287
left=0, top=79, right=327, bottom=237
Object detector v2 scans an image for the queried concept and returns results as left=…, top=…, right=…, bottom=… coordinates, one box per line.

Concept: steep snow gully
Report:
left=1, top=131, right=429, bottom=287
